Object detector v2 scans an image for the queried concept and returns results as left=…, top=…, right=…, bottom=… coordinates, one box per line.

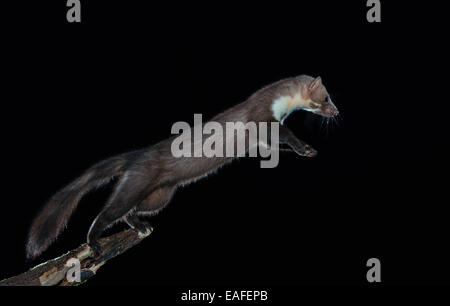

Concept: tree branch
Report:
left=0, top=228, right=152, bottom=286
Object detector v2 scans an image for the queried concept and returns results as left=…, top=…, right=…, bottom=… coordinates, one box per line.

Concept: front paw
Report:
left=295, top=145, right=317, bottom=157
left=303, top=145, right=317, bottom=157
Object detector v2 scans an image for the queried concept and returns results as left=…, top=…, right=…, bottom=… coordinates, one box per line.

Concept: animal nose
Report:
left=333, top=109, right=339, bottom=116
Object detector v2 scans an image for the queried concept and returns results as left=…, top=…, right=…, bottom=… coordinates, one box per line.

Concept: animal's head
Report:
left=271, top=75, right=339, bottom=124
left=302, top=76, right=339, bottom=118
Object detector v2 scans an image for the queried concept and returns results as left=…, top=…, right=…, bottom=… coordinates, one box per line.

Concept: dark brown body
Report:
left=26, top=75, right=336, bottom=259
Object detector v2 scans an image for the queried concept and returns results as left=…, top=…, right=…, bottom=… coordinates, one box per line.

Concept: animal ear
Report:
left=308, top=76, right=322, bottom=91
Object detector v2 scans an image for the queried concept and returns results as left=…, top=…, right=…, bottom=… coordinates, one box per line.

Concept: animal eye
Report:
left=324, top=96, right=329, bottom=103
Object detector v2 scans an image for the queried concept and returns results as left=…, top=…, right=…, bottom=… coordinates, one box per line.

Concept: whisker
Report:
left=320, top=117, right=326, bottom=134
left=332, top=116, right=340, bottom=128
left=326, top=117, right=330, bottom=137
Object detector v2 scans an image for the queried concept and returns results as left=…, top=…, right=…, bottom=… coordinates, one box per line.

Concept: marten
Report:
left=26, top=75, right=339, bottom=259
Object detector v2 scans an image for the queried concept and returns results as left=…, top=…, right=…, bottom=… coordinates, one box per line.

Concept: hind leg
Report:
left=136, top=185, right=176, bottom=215
left=123, top=185, right=176, bottom=233
left=87, top=173, right=155, bottom=254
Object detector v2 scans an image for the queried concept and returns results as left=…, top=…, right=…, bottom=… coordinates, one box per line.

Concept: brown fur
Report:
left=26, top=75, right=337, bottom=259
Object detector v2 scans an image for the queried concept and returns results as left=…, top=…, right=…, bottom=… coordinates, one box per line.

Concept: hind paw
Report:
left=88, top=241, right=102, bottom=257
left=125, top=215, right=153, bottom=235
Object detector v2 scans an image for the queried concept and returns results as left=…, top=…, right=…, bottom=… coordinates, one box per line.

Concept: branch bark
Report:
left=0, top=228, right=152, bottom=286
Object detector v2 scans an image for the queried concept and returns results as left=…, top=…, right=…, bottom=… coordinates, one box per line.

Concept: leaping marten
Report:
left=26, top=75, right=339, bottom=259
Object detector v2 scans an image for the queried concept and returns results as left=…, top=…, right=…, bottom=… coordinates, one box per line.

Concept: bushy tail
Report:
left=26, top=152, right=134, bottom=259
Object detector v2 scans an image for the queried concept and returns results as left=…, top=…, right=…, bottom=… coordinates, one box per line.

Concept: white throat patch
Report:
left=271, top=93, right=318, bottom=124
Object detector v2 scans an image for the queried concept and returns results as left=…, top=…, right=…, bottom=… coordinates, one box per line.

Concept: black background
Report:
left=1, top=0, right=448, bottom=299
